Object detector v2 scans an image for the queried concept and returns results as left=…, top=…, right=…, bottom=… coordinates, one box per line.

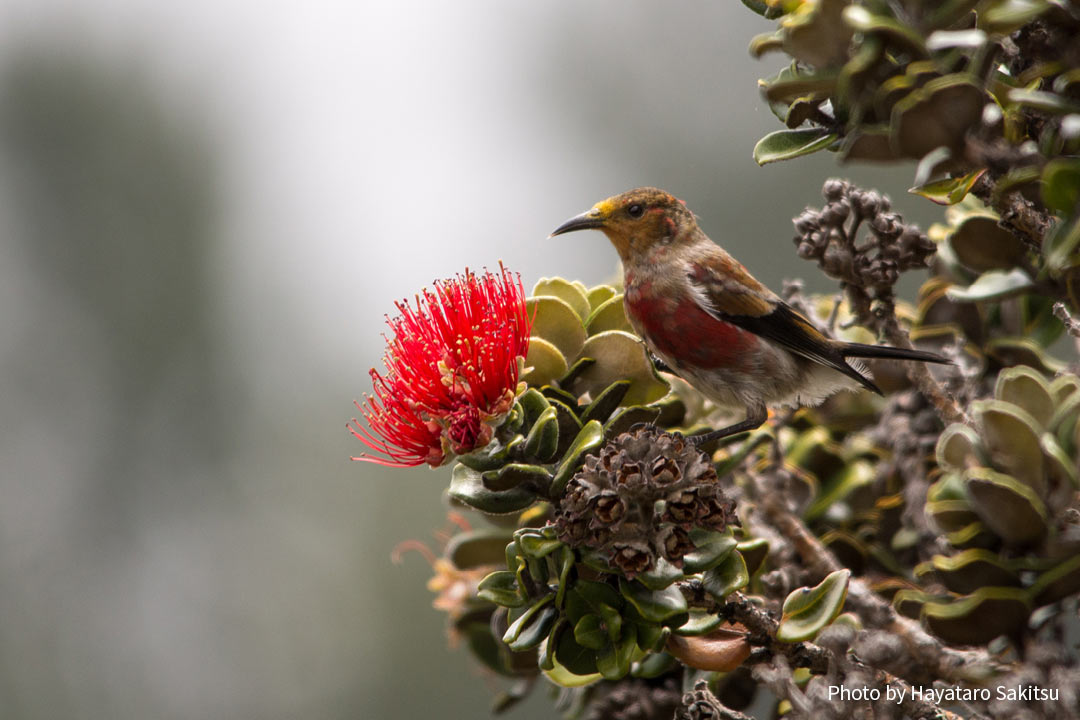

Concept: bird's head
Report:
left=550, top=187, right=698, bottom=263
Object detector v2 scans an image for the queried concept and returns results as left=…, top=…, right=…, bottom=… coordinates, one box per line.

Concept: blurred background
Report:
left=0, top=2, right=929, bottom=718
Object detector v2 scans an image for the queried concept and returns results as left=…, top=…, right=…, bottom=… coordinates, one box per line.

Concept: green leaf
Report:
left=585, top=293, right=632, bottom=334
left=542, top=659, right=602, bottom=688
left=481, top=463, right=552, bottom=492
left=580, top=380, right=631, bottom=426
left=596, top=602, right=623, bottom=643
left=570, top=331, right=669, bottom=406
left=925, top=0, right=983, bottom=30
left=633, top=622, right=670, bottom=654
left=516, top=528, right=564, bottom=559
left=760, top=68, right=839, bottom=104
left=922, top=587, right=1031, bottom=645
left=1043, top=159, right=1080, bottom=215
left=1031, top=554, right=1080, bottom=606
left=573, top=614, right=608, bottom=651
left=911, top=146, right=954, bottom=191
left=839, top=126, right=901, bottom=162
left=477, top=571, right=524, bottom=607
left=1044, top=216, right=1080, bottom=273
left=521, top=336, right=568, bottom=388
left=781, top=0, right=852, bottom=68
left=936, top=424, right=981, bottom=471
left=549, top=397, right=583, bottom=457
left=947, top=215, right=1027, bottom=272
left=749, top=30, right=785, bottom=58
left=701, top=550, right=750, bottom=601
left=910, top=168, right=985, bottom=205
left=523, top=406, right=560, bottom=461
left=636, top=555, right=685, bottom=591
left=631, top=651, right=678, bottom=679
left=740, top=0, right=774, bottom=18
left=736, top=538, right=770, bottom=576
left=503, top=595, right=556, bottom=650
left=924, top=549, right=1021, bottom=594
left=978, top=0, right=1051, bottom=33
left=516, top=388, right=551, bottom=428
left=449, top=463, right=537, bottom=515
left=552, top=622, right=600, bottom=677
left=776, top=569, right=851, bottom=642
left=683, top=530, right=738, bottom=574
left=586, top=284, right=617, bottom=310
left=673, top=610, right=726, bottom=637
left=565, top=580, right=624, bottom=623
left=532, top=277, right=591, bottom=322
left=945, top=268, right=1035, bottom=302
left=964, top=467, right=1049, bottom=546
left=1006, top=88, right=1080, bottom=114
left=458, top=436, right=521, bottom=471
left=804, top=460, right=875, bottom=522
left=753, top=128, right=838, bottom=165
left=596, top=624, right=637, bottom=680
left=618, top=578, right=688, bottom=624
left=973, top=399, right=1046, bottom=494
left=996, top=366, right=1055, bottom=428
left=550, top=420, right=605, bottom=497
left=891, top=75, right=985, bottom=158
left=1042, top=433, right=1078, bottom=490
left=447, top=529, right=514, bottom=569
left=554, top=546, right=575, bottom=610
left=842, top=5, right=927, bottom=56
left=559, top=356, right=597, bottom=388
left=526, top=296, right=587, bottom=361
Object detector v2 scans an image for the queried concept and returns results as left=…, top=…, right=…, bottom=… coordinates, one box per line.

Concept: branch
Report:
left=1053, top=302, right=1080, bottom=360
left=679, top=583, right=968, bottom=719
left=877, top=306, right=971, bottom=427
left=757, top=491, right=1009, bottom=685
left=967, top=152, right=1053, bottom=251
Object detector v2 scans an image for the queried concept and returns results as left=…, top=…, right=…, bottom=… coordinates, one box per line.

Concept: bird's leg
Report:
left=688, top=406, right=768, bottom=446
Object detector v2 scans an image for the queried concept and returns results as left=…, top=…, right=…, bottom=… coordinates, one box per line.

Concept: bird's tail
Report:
left=839, top=342, right=951, bottom=365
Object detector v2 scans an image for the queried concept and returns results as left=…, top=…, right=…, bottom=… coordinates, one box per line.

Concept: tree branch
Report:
left=757, top=490, right=1008, bottom=686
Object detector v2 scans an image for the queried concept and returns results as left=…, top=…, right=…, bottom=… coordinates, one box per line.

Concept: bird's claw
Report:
left=649, top=353, right=673, bottom=374
left=627, top=422, right=686, bottom=442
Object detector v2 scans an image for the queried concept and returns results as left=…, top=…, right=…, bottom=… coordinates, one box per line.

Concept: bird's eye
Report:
left=627, top=204, right=644, bottom=218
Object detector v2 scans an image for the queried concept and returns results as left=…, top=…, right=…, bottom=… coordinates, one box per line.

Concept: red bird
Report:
left=550, top=187, right=948, bottom=443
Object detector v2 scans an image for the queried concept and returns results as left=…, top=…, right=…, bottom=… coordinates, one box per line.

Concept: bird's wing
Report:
left=686, top=261, right=880, bottom=393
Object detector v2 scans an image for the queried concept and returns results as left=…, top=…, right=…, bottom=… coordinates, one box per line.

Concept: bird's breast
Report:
left=624, top=282, right=756, bottom=369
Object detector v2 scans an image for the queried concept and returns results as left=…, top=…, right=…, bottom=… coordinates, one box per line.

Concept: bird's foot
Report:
left=649, top=353, right=674, bottom=374
left=627, top=422, right=686, bottom=442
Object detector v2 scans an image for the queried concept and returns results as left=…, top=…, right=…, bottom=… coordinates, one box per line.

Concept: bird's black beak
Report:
left=549, top=209, right=604, bottom=237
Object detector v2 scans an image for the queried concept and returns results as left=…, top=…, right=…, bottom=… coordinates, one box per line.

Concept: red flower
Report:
left=349, top=264, right=531, bottom=467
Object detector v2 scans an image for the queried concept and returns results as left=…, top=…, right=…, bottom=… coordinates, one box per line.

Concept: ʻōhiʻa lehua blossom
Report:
left=349, top=264, right=531, bottom=467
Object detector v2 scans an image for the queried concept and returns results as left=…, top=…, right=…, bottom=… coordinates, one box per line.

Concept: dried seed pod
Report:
left=554, top=425, right=737, bottom=577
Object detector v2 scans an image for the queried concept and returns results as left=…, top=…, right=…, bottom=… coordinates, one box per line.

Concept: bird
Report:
left=549, top=187, right=950, bottom=444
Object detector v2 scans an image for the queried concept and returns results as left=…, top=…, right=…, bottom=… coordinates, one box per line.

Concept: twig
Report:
left=1054, top=302, right=1080, bottom=339
left=878, top=308, right=971, bottom=428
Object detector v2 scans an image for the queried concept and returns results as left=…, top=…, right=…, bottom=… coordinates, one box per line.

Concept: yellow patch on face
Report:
left=593, top=199, right=617, bottom=219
